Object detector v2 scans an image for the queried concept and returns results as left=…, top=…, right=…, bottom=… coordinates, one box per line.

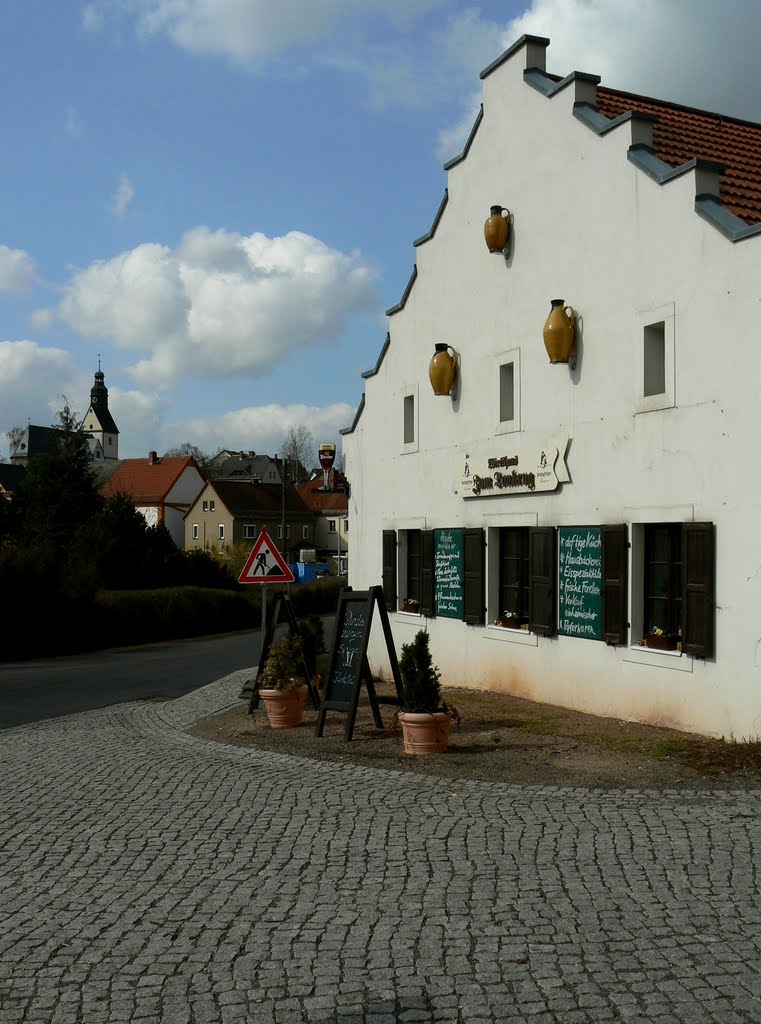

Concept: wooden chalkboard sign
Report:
left=434, top=528, right=463, bottom=618
left=316, top=585, right=402, bottom=741
left=558, top=526, right=603, bottom=640
left=246, top=592, right=320, bottom=713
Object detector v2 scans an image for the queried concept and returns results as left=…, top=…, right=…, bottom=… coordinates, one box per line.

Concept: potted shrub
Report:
left=257, top=632, right=308, bottom=728
left=396, top=630, right=459, bottom=755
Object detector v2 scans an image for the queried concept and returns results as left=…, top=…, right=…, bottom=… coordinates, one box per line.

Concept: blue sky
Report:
left=2, top=1, right=760, bottom=461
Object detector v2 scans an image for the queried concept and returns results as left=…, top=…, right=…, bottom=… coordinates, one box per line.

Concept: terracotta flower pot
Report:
left=258, top=685, right=307, bottom=728
left=399, top=711, right=451, bottom=755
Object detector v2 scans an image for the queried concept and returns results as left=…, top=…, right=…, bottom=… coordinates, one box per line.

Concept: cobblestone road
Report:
left=2, top=673, right=761, bottom=1023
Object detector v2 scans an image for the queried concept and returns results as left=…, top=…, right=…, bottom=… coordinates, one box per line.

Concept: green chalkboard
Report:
left=558, top=527, right=603, bottom=640
left=434, top=529, right=463, bottom=619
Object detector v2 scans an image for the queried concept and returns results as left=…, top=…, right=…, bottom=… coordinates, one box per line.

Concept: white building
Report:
left=342, top=34, right=761, bottom=739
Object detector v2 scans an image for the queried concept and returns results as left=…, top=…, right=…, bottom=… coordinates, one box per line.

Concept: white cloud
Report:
left=0, top=245, right=36, bottom=292
left=58, top=227, right=378, bottom=387
left=112, top=173, right=134, bottom=217
left=107, top=386, right=170, bottom=458
left=89, top=0, right=449, bottom=64
left=170, top=402, right=356, bottom=460
left=0, top=342, right=80, bottom=445
left=505, top=0, right=761, bottom=122
left=65, top=105, right=84, bottom=138
left=29, top=308, right=54, bottom=331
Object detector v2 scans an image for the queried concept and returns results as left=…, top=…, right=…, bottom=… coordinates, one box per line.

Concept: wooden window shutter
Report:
left=420, top=530, right=435, bottom=618
left=462, top=528, right=485, bottom=625
left=602, top=524, right=628, bottom=646
left=529, top=527, right=557, bottom=636
left=382, top=530, right=397, bottom=612
left=682, top=522, right=715, bottom=658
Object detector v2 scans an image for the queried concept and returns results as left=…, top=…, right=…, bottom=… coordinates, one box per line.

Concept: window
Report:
left=644, top=523, right=682, bottom=638
left=403, top=529, right=421, bottom=611
left=500, top=362, right=515, bottom=423
left=210, top=500, right=216, bottom=511
left=403, top=394, right=415, bottom=445
left=203, top=500, right=208, bottom=511
left=636, top=304, right=675, bottom=414
left=344, top=520, right=349, bottom=532
left=328, top=519, right=337, bottom=534
left=496, top=348, right=521, bottom=435
left=277, top=525, right=292, bottom=539
left=218, top=524, right=225, bottom=540
left=643, top=322, right=665, bottom=397
left=192, top=524, right=199, bottom=540
left=497, top=528, right=529, bottom=625
left=243, top=524, right=256, bottom=539
left=302, top=525, right=309, bottom=539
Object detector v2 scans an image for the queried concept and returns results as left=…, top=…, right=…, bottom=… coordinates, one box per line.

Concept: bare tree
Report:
left=5, top=425, right=24, bottom=462
left=280, top=425, right=315, bottom=483
left=163, top=442, right=216, bottom=477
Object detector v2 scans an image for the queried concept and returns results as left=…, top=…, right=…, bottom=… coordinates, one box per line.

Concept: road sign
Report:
left=238, top=526, right=295, bottom=584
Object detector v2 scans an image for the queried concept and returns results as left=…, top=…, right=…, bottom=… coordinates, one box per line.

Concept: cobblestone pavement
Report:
left=2, top=674, right=761, bottom=1024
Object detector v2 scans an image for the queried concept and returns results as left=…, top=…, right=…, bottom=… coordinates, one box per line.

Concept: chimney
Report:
left=148, top=450, right=158, bottom=465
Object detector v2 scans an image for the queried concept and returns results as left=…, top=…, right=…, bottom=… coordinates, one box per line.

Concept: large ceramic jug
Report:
left=428, top=344, right=458, bottom=395
left=543, top=299, right=576, bottom=363
left=484, top=206, right=510, bottom=253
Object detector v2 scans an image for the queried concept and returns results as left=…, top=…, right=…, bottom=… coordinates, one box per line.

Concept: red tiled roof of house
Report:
left=101, top=456, right=199, bottom=503
left=298, top=471, right=348, bottom=513
left=596, top=86, right=761, bottom=224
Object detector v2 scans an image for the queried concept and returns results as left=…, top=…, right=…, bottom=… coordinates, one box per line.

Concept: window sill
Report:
left=622, top=644, right=694, bottom=673
left=485, top=624, right=538, bottom=647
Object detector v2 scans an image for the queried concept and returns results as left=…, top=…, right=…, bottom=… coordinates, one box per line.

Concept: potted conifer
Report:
left=397, top=630, right=459, bottom=755
left=257, top=633, right=308, bottom=728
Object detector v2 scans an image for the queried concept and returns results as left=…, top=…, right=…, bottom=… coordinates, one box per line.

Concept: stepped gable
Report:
left=595, top=86, right=761, bottom=225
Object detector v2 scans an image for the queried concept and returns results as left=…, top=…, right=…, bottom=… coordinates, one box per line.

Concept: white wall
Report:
left=344, top=40, right=761, bottom=738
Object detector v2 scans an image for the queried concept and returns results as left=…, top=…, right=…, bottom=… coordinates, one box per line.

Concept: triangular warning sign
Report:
left=239, top=526, right=295, bottom=584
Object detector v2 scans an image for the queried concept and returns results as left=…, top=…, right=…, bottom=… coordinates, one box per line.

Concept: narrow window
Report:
left=218, top=524, right=225, bottom=541
left=302, top=525, right=309, bottom=539
left=643, top=321, right=666, bottom=397
left=499, top=362, right=515, bottom=423
left=203, top=500, right=208, bottom=511
left=210, top=500, right=216, bottom=511
left=277, top=525, right=283, bottom=539
left=644, top=523, right=682, bottom=639
left=403, top=394, right=415, bottom=444
left=405, top=529, right=422, bottom=609
left=498, top=528, right=529, bottom=625
left=328, top=519, right=337, bottom=534
left=192, top=524, right=199, bottom=540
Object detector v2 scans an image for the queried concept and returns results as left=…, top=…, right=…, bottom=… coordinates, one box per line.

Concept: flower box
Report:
left=494, top=616, right=527, bottom=630
left=401, top=600, right=421, bottom=614
left=644, top=634, right=678, bottom=651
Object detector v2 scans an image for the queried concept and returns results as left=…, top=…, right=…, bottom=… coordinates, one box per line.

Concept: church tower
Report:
left=81, top=363, right=119, bottom=460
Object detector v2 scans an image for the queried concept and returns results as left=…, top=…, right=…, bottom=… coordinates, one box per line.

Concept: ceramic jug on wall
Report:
left=428, top=344, right=458, bottom=395
left=543, top=300, right=576, bottom=363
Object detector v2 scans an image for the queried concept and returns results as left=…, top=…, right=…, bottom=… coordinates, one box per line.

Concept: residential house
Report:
left=0, top=463, right=25, bottom=500
left=342, top=33, right=761, bottom=738
left=298, top=469, right=349, bottom=574
left=185, top=478, right=313, bottom=562
left=101, top=451, right=205, bottom=547
left=212, top=451, right=282, bottom=484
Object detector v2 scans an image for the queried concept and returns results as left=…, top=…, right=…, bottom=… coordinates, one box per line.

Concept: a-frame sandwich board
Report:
left=315, top=585, right=402, bottom=742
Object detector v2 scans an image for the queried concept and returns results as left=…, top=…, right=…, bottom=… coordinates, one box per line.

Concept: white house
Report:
left=342, top=34, right=761, bottom=739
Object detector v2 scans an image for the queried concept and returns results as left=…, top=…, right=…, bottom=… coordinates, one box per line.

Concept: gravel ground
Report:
left=190, top=680, right=761, bottom=791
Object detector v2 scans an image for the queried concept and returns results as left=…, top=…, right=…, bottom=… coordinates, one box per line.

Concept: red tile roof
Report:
left=101, top=457, right=200, bottom=504
left=298, top=471, right=348, bottom=514
left=596, top=86, right=761, bottom=224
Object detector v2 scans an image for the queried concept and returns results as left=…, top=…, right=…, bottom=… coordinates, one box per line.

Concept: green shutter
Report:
left=682, top=522, right=715, bottom=658
left=529, top=527, right=557, bottom=636
left=462, top=528, right=485, bottom=625
left=602, top=524, right=628, bottom=645
left=382, top=530, right=397, bottom=612
left=420, top=530, right=435, bottom=618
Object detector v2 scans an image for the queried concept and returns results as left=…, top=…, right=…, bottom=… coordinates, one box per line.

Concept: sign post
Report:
left=238, top=528, right=319, bottom=711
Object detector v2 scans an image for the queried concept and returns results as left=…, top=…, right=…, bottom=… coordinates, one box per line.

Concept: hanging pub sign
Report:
left=558, top=527, right=603, bottom=640
left=454, top=437, right=570, bottom=498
